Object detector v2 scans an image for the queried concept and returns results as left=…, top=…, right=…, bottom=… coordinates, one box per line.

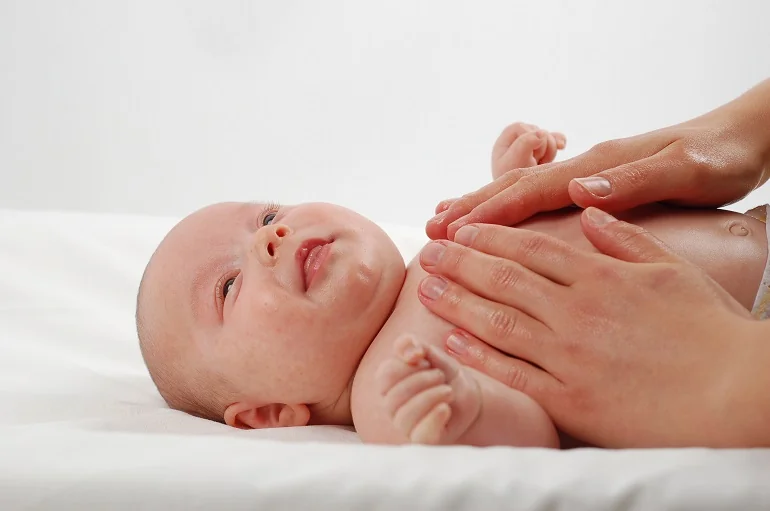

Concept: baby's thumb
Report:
left=580, top=208, right=679, bottom=264
left=567, top=153, right=683, bottom=212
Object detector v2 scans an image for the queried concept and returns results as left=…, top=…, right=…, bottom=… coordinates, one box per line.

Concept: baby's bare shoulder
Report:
left=358, top=257, right=454, bottom=377
left=350, top=257, right=457, bottom=440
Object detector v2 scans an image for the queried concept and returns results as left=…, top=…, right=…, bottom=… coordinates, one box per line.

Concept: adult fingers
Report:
left=580, top=208, right=681, bottom=264
left=567, top=145, right=699, bottom=211
left=445, top=137, right=672, bottom=237
left=419, top=239, right=564, bottom=322
left=451, top=223, right=587, bottom=285
left=444, top=330, right=558, bottom=398
left=435, top=198, right=458, bottom=215
left=417, top=275, right=553, bottom=367
left=426, top=170, right=532, bottom=239
left=445, top=163, right=577, bottom=239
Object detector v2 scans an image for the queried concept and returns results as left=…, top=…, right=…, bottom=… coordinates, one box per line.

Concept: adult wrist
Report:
left=719, top=318, right=770, bottom=447
left=724, top=79, right=770, bottom=188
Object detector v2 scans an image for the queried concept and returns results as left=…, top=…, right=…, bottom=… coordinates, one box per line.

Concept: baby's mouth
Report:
left=296, top=238, right=333, bottom=291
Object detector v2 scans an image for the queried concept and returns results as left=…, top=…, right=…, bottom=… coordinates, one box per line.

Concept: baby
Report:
left=137, top=123, right=770, bottom=447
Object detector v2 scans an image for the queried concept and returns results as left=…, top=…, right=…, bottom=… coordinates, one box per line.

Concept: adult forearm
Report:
left=726, top=318, right=770, bottom=447
left=719, top=78, right=770, bottom=187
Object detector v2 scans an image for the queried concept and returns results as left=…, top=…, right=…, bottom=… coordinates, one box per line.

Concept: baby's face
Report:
left=148, top=202, right=405, bottom=421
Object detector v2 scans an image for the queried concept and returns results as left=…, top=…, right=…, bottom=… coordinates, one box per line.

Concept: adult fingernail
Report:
left=446, top=333, right=468, bottom=357
left=420, top=276, right=447, bottom=300
left=420, top=242, right=446, bottom=266
left=431, top=210, right=448, bottom=223
left=454, top=225, right=479, bottom=246
left=585, top=207, right=617, bottom=226
left=573, top=177, right=612, bottom=197
left=448, top=217, right=467, bottom=235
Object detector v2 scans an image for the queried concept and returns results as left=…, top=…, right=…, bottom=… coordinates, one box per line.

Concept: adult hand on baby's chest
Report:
left=416, top=209, right=759, bottom=448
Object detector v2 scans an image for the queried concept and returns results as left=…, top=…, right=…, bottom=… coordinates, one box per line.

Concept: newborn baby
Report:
left=137, top=123, right=769, bottom=447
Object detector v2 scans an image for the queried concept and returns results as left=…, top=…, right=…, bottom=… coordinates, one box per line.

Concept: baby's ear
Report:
left=223, top=402, right=310, bottom=429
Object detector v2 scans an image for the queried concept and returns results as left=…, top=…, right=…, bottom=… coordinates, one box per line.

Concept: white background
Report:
left=2, top=0, right=769, bottom=225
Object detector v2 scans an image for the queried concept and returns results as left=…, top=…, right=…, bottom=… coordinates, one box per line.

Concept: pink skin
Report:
left=145, top=202, right=405, bottom=428
left=142, top=121, right=566, bottom=445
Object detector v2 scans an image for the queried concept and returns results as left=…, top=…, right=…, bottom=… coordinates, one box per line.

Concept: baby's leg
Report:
left=491, top=123, right=566, bottom=179
left=517, top=204, right=768, bottom=311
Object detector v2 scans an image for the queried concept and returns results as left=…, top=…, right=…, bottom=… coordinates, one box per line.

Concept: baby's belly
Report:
left=517, top=204, right=767, bottom=310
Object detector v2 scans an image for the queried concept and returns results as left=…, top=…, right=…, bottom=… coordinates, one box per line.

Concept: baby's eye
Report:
left=262, top=212, right=277, bottom=226
left=223, top=277, right=236, bottom=298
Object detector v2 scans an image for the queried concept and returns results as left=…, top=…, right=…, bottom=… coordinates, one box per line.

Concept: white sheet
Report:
left=1, top=208, right=769, bottom=510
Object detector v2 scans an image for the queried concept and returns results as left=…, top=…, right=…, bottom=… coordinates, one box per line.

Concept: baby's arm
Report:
left=376, top=336, right=559, bottom=447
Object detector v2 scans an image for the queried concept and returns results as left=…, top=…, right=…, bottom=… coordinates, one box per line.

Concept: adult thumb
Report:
left=580, top=207, right=679, bottom=263
left=567, top=153, right=686, bottom=211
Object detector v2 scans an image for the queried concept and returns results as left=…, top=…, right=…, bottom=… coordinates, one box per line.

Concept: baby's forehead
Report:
left=162, top=202, right=253, bottom=253
left=148, top=203, right=255, bottom=321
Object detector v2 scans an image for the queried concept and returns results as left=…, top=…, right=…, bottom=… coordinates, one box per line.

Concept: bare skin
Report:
left=427, top=79, right=770, bottom=240
left=354, top=124, right=767, bottom=446
left=142, top=122, right=767, bottom=447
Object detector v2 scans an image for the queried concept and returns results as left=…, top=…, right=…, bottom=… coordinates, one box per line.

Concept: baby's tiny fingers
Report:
left=393, top=385, right=453, bottom=437
left=375, top=359, right=423, bottom=396
left=384, top=368, right=447, bottom=415
left=410, top=403, right=452, bottom=445
left=423, top=345, right=462, bottom=382
left=393, top=335, right=429, bottom=367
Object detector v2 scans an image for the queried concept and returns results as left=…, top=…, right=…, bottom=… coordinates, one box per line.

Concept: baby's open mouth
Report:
left=296, top=238, right=333, bottom=291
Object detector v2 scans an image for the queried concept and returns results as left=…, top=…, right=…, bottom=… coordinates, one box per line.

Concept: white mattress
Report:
left=1, top=208, right=769, bottom=510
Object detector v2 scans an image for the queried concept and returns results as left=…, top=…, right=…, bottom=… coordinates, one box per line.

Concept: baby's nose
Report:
left=253, top=224, right=292, bottom=266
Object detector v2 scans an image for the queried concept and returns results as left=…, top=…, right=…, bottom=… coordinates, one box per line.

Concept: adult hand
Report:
left=427, top=79, right=770, bottom=240
left=416, top=209, right=769, bottom=447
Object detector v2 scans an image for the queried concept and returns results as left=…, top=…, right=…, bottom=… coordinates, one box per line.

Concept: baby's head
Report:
left=137, top=202, right=405, bottom=429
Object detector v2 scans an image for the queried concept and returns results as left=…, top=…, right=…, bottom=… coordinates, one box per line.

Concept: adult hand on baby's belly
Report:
left=416, top=209, right=762, bottom=448
left=427, top=80, right=770, bottom=241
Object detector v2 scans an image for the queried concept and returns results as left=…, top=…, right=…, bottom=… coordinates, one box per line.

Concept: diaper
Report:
left=745, top=205, right=770, bottom=319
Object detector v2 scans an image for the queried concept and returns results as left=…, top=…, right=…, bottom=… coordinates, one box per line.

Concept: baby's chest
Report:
left=355, top=259, right=454, bottom=395
left=350, top=259, right=459, bottom=440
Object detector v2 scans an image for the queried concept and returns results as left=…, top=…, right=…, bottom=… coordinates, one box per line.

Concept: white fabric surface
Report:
left=1, top=208, right=769, bottom=510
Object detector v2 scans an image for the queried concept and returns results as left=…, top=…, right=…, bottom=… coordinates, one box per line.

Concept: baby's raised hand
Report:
left=376, top=335, right=482, bottom=445
left=491, top=122, right=567, bottom=179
